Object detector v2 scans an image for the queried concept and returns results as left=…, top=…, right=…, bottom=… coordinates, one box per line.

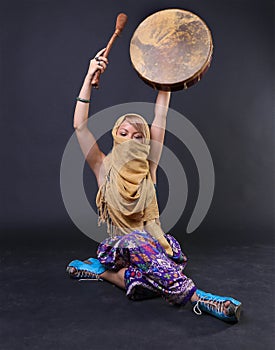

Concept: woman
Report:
left=66, top=48, right=242, bottom=323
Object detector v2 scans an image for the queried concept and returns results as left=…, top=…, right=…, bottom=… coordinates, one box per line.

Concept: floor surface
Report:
left=0, top=230, right=274, bottom=350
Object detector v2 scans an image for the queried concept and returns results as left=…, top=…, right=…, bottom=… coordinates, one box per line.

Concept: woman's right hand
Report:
left=86, top=48, right=109, bottom=82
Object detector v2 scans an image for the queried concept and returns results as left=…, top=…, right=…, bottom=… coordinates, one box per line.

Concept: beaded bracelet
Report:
left=76, top=96, right=92, bottom=103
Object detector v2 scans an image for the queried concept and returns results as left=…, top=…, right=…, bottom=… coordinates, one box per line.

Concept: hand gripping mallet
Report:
left=92, top=13, right=128, bottom=89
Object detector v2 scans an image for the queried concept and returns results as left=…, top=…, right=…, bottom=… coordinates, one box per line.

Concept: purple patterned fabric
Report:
left=97, top=231, right=197, bottom=305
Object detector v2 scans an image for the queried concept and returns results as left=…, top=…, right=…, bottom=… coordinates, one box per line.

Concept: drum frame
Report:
left=130, top=9, right=213, bottom=92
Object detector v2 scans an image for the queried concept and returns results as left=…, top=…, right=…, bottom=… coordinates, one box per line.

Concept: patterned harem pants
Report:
left=97, top=231, right=197, bottom=305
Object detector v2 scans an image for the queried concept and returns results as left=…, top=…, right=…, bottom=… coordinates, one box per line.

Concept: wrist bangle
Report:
left=76, top=96, right=92, bottom=103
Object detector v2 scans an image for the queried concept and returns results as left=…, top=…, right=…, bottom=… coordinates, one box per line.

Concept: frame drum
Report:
left=130, top=9, right=213, bottom=91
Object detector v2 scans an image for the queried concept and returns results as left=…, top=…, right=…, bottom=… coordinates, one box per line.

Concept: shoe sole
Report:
left=235, top=303, right=242, bottom=322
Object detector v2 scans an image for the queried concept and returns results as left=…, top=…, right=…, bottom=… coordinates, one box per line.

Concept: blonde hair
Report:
left=114, top=114, right=150, bottom=144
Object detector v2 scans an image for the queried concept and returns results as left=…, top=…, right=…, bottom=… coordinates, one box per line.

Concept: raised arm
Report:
left=149, top=90, right=171, bottom=183
left=73, top=49, right=108, bottom=186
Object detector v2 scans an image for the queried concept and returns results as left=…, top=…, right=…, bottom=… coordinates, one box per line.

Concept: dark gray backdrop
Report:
left=0, top=0, right=273, bottom=245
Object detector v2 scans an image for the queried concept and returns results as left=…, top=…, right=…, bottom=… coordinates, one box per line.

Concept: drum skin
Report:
left=130, top=9, right=213, bottom=91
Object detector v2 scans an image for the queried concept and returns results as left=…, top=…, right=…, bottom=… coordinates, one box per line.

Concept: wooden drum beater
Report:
left=92, top=13, right=128, bottom=89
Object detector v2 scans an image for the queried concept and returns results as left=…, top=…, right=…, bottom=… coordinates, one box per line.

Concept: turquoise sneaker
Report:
left=192, top=289, right=242, bottom=323
left=66, top=258, right=106, bottom=281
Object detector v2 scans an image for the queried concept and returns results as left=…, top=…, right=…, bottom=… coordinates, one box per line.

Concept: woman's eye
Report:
left=134, top=135, right=142, bottom=139
left=120, top=132, right=127, bottom=136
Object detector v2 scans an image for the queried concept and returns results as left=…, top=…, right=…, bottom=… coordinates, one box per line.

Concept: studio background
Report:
left=1, top=0, right=273, bottom=247
left=0, top=1, right=274, bottom=350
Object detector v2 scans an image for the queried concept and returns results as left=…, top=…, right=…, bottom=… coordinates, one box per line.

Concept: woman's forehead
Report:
left=118, top=121, right=141, bottom=132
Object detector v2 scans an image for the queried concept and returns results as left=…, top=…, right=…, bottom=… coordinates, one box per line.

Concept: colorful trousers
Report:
left=97, top=231, right=197, bottom=305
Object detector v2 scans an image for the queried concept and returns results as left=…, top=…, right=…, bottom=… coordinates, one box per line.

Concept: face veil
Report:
left=96, top=114, right=172, bottom=255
